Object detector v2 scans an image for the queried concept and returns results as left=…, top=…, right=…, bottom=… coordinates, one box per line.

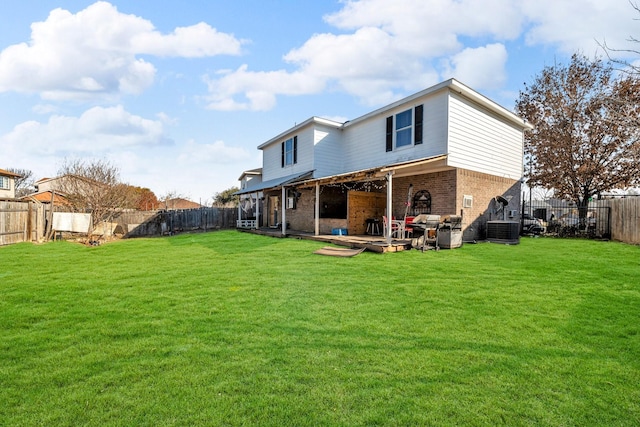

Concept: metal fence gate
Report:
left=525, top=199, right=611, bottom=239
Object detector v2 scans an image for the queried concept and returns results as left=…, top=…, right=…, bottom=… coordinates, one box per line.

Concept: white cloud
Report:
left=0, top=1, right=244, bottom=101
left=131, top=22, right=245, bottom=57
left=520, top=0, right=639, bottom=55
left=177, top=139, right=251, bottom=165
left=0, top=105, right=172, bottom=156
left=442, top=44, right=508, bottom=90
left=205, top=65, right=324, bottom=111
left=204, top=0, right=640, bottom=111
left=205, top=0, right=520, bottom=109
left=108, top=139, right=253, bottom=201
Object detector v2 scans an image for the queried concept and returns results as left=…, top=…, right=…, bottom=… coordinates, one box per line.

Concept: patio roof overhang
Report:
left=294, top=154, right=449, bottom=188
left=234, top=170, right=314, bottom=195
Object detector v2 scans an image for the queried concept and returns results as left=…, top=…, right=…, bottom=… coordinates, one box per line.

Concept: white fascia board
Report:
left=257, top=116, right=344, bottom=150
left=343, top=78, right=533, bottom=131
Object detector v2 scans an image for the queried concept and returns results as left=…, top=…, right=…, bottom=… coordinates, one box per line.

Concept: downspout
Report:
left=315, top=182, right=320, bottom=236
left=386, top=171, right=394, bottom=246
left=281, top=186, right=286, bottom=236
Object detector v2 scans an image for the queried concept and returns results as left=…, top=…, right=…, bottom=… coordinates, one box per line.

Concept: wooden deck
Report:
left=237, top=227, right=413, bottom=253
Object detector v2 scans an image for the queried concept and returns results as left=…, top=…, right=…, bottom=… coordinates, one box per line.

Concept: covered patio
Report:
left=236, top=154, right=450, bottom=248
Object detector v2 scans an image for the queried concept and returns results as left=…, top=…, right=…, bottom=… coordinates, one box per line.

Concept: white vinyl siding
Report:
left=341, top=91, right=448, bottom=173
left=255, top=80, right=527, bottom=185
left=313, top=125, right=344, bottom=177
left=447, top=92, right=523, bottom=180
left=262, top=127, right=315, bottom=181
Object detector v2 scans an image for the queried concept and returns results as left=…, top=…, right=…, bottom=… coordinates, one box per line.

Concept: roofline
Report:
left=344, top=78, right=533, bottom=130
left=294, top=154, right=448, bottom=188
left=235, top=170, right=314, bottom=195
left=447, top=79, right=534, bottom=130
left=237, top=168, right=262, bottom=181
left=255, top=79, right=532, bottom=153
left=257, top=116, right=344, bottom=150
left=0, top=168, right=22, bottom=178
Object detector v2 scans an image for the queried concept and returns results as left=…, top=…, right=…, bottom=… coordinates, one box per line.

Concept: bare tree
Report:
left=7, top=168, right=35, bottom=197
left=599, top=0, right=640, bottom=76
left=597, top=1, right=640, bottom=133
left=159, top=191, right=187, bottom=210
left=56, top=159, right=135, bottom=228
left=515, top=54, right=640, bottom=222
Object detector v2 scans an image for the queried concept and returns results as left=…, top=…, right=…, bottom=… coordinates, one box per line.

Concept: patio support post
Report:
left=281, top=186, right=286, bottom=236
left=315, top=182, right=320, bottom=236
left=386, top=171, right=394, bottom=246
left=237, top=200, right=242, bottom=228
left=254, top=192, right=260, bottom=229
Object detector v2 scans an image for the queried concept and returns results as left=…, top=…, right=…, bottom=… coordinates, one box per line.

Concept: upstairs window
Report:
left=386, top=104, right=423, bottom=152
left=395, top=109, right=413, bottom=148
left=0, top=176, right=9, bottom=190
left=281, top=136, right=297, bottom=167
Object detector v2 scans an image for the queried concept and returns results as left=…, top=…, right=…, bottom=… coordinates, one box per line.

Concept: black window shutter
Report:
left=293, top=136, right=298, bottom=164
left=281, top=142, right=285, bottom=167
left=414, top=104, right=423, bottom=145
left=385, top=116, right=393, bottom=152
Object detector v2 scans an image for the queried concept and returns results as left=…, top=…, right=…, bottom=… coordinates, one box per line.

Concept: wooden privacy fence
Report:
left=114, top=208, right=238, bottom=238
left=0, top=200, right=47, bottom=246
left=606, top=198, right=640, bottom=245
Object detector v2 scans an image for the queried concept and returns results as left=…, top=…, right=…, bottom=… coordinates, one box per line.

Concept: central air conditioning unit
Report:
left=486, top=221, right=520, bottom=244
left=486, top=195, right=520, bottom=244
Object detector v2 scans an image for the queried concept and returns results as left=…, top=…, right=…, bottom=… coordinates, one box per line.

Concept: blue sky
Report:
left=1, top=0, right=638, bottom=204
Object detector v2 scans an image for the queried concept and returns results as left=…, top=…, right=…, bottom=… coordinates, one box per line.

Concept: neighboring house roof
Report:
left=235, top=170, right=314, bottom=195
left=238, top=168, right=262, bottom=181
left=21, top=191, right=69, bottom=206
left=163, top=198, right=202, bottom=210
left=0, top=168, right=21, bottom=178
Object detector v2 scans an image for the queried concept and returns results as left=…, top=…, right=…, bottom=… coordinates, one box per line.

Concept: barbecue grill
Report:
left=410, top=214, right=463, bottom=251
left=438, top=215, right=463, bottom=249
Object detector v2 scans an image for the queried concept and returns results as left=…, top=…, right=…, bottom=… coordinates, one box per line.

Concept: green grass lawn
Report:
left=1, top=231, right=639, bottom=426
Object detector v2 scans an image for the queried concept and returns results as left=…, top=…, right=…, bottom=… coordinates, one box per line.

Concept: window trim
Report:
left=385, top=104, right=423, bottom=152
left=281, top=135, right=298, bottom=167
left=395, top=109, right=413, bottom=148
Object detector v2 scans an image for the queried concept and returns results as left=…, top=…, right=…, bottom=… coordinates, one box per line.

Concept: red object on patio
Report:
left=405, top=216, right=416, bottom=238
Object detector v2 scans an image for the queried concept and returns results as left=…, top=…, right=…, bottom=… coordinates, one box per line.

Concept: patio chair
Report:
left=383, top=216, right=406, bottom=239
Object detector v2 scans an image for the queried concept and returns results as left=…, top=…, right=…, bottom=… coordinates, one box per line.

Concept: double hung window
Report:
left=395, top=109, right=413, bottom=148
left=386, top=104, right=423, bottom=151
left=0, top=176, right=9, bottom=190
left=281, top=136, right=297, bottom=167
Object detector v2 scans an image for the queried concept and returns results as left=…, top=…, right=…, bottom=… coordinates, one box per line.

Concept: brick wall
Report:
left=395, top=168, right=520, bottom=241
left=283, top=188, right=315, bottom=231
left=393, top=170, right=457, bottom=219
left=277, top=167, right=521, bottom=239
left=455, top=169, right=521, bottom=241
